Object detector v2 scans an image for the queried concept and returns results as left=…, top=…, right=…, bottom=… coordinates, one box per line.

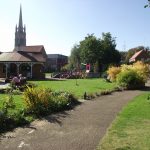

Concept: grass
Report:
left=0, top=94, right=25, bottom=113
left=0, top=78, right=116, bottom=131
left=0, top=78, right=116, bottom=114
left=31, top=78, right=117, bottom=98
left=97, top=92, right=150, bottom=150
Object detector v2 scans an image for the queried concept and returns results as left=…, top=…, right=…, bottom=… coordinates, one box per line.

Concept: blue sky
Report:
left=0, top=0, right=149, bottom=56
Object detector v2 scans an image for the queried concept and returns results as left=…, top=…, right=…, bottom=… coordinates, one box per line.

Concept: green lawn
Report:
left=0, top=94, right=25, bottom=111
left=0, top=78, right=116, bottom=131
left=0, top=78, right=116, bottom=113
left=31, top=79, right=117, bottom=98
left=97, top=92, right=150, bottom=150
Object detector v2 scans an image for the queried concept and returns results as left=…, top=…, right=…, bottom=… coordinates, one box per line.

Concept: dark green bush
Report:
left=49, top=91, right=78, bottom=111
left=116, top=70, right=145, bottom=89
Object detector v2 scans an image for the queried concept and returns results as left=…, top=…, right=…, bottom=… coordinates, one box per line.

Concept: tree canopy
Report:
left=80, top=34, right=101, bottom=65
left=69, top=44, right=81, bottom=69
left=101, top=33, right=120, bottom=65
left=69, top=32, right=121, bottom=72
left=145, top=0, right=150, bottom=8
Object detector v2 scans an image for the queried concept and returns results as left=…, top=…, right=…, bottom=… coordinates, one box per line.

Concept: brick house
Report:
left=46, top=54, right=68, bottom=72
left=0, top=6, right=47, bottom=79
left=129, top=50, right=150, bottom=63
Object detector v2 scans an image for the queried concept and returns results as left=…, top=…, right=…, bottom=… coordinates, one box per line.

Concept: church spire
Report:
left=19, top=5, right=23, bottom=29
left=14, top=5, right=26, bottom=49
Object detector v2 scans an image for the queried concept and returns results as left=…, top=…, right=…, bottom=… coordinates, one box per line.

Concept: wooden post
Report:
left=5, top=63, right=8, bottom=78
left=16, top=63, right=20, bottom=75
left=30, top=63, right=33, bottom=78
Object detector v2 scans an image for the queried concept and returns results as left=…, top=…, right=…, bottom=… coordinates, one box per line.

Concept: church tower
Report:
left=15, top=5, right=26, bottom=48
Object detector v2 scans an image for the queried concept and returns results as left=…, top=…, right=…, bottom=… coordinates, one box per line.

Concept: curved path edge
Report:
left=0, top=90, right=144, bottom=150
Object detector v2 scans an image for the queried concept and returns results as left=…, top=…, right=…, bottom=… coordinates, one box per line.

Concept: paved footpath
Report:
left=0, top=90, right=144, bottom=150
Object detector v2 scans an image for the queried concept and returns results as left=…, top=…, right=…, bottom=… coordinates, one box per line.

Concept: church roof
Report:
left=0, top=48, right=46, bottom=63
left=14, top=45, right=44, bottom=53
left=0, top=52, right=32, bottom=62
left=24, top=45, right=44, bottom=53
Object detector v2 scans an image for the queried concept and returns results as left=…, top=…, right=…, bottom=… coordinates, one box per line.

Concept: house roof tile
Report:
left=0, top=45, right=46, bottom=63
left=14, top=45, right=44, bottom=53
left=129, top=50, right=144, bottom=62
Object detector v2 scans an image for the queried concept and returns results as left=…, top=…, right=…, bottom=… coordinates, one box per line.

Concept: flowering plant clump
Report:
left=107, top=61, right=150, bottom=89
left=107, top=66, right=121, bottom=81
left=131, top=61, right=150, bottom=82
left=23, top=87, right=78, bottom=116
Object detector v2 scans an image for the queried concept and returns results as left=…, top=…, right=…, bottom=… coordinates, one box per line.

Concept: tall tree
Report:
left=68, top=32, right=121, bottom=72
left=69, top=44, right=81, bottom=69
left=101, top=32, right=121, bottom=65
left=80, top=34, right=101, bottom=65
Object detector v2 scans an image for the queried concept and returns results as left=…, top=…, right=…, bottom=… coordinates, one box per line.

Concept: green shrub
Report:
left=11, top=109, right=28, bottom=126
left=23, top=87, right=78, bottom=116
left=117, top=70, right=145, bottom=89
left=50, top=92, right=70, bottom=111
left=23, top=87, right=52, bottom=115
left=49, top=91, right=78, bottom=111
left=2, top=94, right=15, bottom=114
left=107, top=61, right=149, bottom=89
left=0, top=94, right=27, bottom=132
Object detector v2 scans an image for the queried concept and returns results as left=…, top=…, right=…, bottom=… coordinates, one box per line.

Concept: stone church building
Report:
left=0, top=6, right=47, bottom=79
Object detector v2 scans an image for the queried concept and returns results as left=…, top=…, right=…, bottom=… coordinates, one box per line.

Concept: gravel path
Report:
left=0, top=90, right=144, bottom=150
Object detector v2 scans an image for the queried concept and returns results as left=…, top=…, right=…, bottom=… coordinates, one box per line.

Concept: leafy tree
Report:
left=80, top=34, right=101, bottom=65
left=101, top=32, right=121, bottom=65
left=69, top=44, right=81, bottom=69
left=93, top=61, right=100, bottom=73
left=145, top=0, right=150, bottom=8
left=68, top=32, right=121, bottom=72
left=119, top=51, right=127, bottom=64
